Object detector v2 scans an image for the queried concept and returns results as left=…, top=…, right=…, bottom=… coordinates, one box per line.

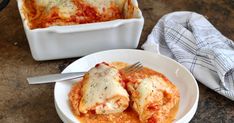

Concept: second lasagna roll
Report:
left=79, top=63, right=129, bottom=114
left=127, top=75, right=180, bottom=123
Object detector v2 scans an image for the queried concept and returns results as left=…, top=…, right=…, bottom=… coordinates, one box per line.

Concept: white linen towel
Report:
left=142, top=11, right=234, bottom=101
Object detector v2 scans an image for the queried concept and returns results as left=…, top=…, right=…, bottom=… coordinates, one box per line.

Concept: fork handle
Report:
left=27, top=72, right=85, bottom=84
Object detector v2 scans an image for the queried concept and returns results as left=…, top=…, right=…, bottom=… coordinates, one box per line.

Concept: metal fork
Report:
left=122, top=62, right=143, bottom=73
left=27, top=62, right=143, bottom=84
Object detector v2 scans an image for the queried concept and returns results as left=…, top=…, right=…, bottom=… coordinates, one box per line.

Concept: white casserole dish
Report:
left=17, top=0, right=144, bottom=61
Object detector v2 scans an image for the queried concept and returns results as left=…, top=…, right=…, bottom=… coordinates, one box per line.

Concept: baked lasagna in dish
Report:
left=69, top=62, right=180, bottom=123
left=22, top=0, right=138, bottom=29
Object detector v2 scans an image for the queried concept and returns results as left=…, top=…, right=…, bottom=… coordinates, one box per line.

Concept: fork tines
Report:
left=124, top=62, right=143, bottom=73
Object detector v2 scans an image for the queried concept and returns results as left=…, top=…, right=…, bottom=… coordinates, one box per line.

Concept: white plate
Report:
left=54, top=49, right=199, bottom=123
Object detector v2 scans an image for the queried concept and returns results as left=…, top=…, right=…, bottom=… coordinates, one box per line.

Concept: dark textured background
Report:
left=0, top=0, right=233, bottom=123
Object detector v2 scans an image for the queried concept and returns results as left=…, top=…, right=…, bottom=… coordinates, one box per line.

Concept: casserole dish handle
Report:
left=47, top=20, right=127, bottom=34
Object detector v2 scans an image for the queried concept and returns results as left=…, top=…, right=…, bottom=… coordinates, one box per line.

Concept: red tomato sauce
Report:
left=22, top=0, right=123, bottom=29
left=69, top=62, right=179, bottom=123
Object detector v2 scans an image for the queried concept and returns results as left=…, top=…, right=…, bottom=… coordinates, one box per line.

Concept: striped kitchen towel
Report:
left=142, top=11, right=234, bottom=101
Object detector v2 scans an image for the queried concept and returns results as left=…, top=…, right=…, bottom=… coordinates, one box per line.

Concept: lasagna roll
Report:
left=79, top=63, right=129, bottom=114
left=127, top=75, right=180, bottom=123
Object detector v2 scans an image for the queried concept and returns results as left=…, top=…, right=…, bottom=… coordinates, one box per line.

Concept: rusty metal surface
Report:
left=0, top=0, right=233, bottom=122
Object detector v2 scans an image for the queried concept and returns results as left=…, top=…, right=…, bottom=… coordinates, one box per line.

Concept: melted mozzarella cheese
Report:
left=128, top=75, right=179, bottom=122
left=35, top=0, right=77, bottom=17
left=85, top=0, right=125, bottom=13
left=134, top=76, right=172, bottom=115
left=79, top=63, right=129, bottom=114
